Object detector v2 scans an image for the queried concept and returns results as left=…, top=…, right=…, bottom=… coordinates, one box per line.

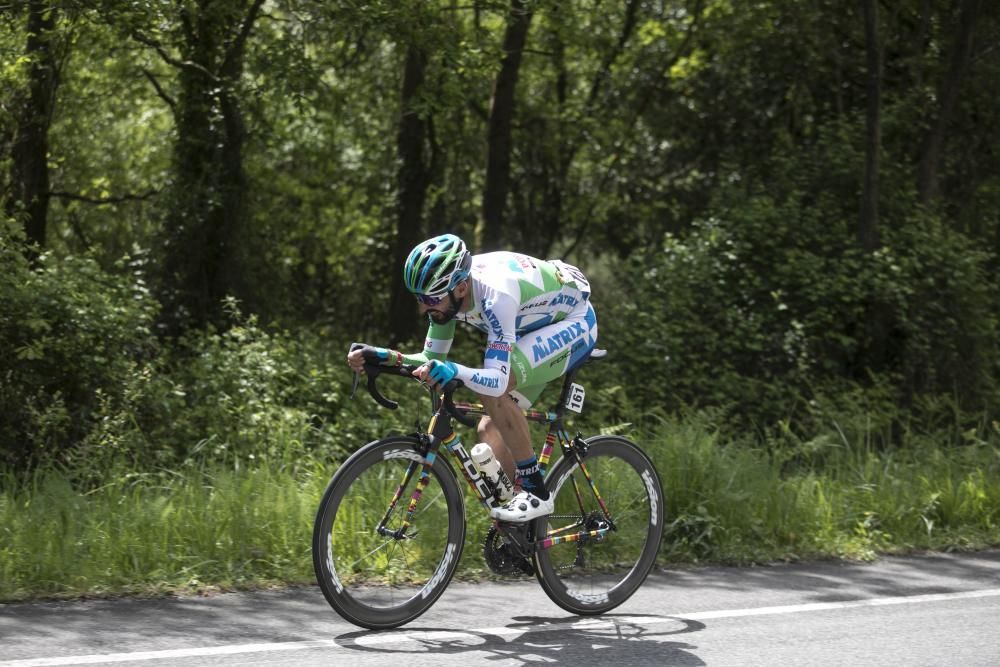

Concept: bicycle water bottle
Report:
left=471, top=443, right=514, bottom=502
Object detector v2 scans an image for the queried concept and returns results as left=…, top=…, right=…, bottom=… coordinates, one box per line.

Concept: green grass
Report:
left=646, top=415, right=1000, bottom=562
left=2, top=415, right=999, bottom=601
left=0, top=462, right=327, bottom=600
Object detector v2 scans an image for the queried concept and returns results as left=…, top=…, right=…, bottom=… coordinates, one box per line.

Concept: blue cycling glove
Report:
left=426, top=359, right=458, bottom=386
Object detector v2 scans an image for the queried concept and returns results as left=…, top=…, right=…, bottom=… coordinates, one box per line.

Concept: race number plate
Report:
left=566, top=383, right=585, bottom=413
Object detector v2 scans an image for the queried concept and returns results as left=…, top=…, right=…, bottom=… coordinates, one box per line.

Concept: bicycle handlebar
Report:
left=349, top=343, right=478, bottom=428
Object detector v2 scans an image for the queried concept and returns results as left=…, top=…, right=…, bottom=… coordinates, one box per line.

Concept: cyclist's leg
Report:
left=476, top=403, right=520, bottom=482
left=478, top=303, right=598, bottom=501
left=486, top=303, right=597, bottom=517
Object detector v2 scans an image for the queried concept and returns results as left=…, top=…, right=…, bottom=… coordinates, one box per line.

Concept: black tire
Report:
left=532, top=435, right=664, bottom=615
left=312, top=435, right=466, bottom=629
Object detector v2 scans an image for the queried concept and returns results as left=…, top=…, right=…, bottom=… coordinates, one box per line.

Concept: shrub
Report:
left=0, top=222, right=158, bottom=468
left=602, top=191, right=1000, bottom=436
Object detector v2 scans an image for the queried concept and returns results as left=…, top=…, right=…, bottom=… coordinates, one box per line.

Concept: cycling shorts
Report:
left=509, top=301, right=598, bottom=408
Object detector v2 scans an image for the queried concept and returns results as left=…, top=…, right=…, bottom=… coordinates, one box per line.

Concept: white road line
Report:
left=5, top=588, right=1000, bottom=666
left=0, top=642, right=339, bottom=667
left=679, top=587, right=1000, bottom=621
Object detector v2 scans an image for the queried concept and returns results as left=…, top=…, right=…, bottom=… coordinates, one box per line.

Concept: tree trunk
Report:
left=857, top=0, right=893, bottom=387
left=6, top=1, right=59, bottom=255
left=860, top=0, right=881, bottom=252
left=481, top=0, right=533, bottom=251
left=917, top=0, right=982, bottom=205
left=159, top=1, right=263, bottom=332
left=539, top=0, right=642, bottom=257
left=389, top=44, right=431, bottom=346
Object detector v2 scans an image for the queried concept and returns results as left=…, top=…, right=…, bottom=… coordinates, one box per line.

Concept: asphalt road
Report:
left=2, top=549, right=999, bottom=666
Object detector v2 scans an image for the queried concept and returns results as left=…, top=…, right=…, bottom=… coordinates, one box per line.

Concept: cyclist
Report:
left=347, top=233, right=598, bottom=522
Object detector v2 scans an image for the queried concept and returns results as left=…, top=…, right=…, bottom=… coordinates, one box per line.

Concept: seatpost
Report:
left=553, top=364, right=583, bottom=421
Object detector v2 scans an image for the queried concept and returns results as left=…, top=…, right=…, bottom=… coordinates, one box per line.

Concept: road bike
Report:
left=312, top=345, right=665, bottom=629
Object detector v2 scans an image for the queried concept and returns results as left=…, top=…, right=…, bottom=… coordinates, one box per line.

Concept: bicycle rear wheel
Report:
left=312, top=435, right=465, bottom=629
left=532, top=435, right=664, bottom=615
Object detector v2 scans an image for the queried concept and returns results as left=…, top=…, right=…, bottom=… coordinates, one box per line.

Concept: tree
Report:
left=860, top=0, right=881, bottom=252
left=510, top=0, right=645, bottom=258
left=389, top=43, right=431, bottom=345
left=917, top=0, right=984, bottom=204
left=130, top=0, right=266, bottom=332
left=5, top=1, right=61, bottom=255
left=481, top=0, right=533, bottom=250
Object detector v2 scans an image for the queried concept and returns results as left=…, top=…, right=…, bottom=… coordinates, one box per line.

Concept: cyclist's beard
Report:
left=428, top=292, right=462, bottom=325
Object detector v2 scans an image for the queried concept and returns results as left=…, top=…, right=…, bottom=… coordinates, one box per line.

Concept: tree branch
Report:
left=586, top=0, right=642, bottom=110
left=223, top=0, right=266, bottom=74
left=141, top=68, right=175, bottom=110
left=972, top=40, right=1000, bottom=65
left=563, top=0, right=706, bottom=258
left=632, top=0, right=706, bottom=121
left=49, top=189, right=160, bottom=205
left=67, top=210, right=91, bottom=249
left=130, top=30, right=219, bottom=82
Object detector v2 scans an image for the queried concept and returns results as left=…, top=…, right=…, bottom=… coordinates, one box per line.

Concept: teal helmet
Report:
left=403, top=234, right=472, bottom=296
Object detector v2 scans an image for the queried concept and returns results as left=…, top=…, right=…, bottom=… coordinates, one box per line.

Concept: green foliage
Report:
left=2, top=409, right=997, bottom=600
left=79, top=301, right=427, bottom=472
left=0, top=459, right=324, bottom=599
left=0, top=221, right=158, bottom=468
left=0, top=219, right=423, bottom=470
left=645, top=412, right=1000, bottom=564
left=604, top=187, right=1000, bottom=434
left=46, top=21, right=172, bottom=260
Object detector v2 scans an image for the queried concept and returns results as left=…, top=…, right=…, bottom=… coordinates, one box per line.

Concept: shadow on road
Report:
left=334, top=613, right=706, bottom=665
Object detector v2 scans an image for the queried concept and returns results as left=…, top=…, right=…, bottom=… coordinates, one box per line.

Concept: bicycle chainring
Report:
left=483, top=526, right=535, bottom=577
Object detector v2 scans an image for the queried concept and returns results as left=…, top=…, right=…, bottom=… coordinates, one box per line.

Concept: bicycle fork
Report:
left=375, top=433, right=440, bottom=541
left=375, top=421, right=497, bottom=540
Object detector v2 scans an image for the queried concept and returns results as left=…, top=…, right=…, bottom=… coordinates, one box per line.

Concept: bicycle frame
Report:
left=376, top=396, right=616, bottom=552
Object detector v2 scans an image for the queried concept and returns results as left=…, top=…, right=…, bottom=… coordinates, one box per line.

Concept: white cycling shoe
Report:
left=490, top=490, right=554, bottom=523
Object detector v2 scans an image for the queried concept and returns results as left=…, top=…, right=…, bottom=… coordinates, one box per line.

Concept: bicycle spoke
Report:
left=533, top=437, right=664, bottom=615
left=313, top=437, right=466, bottom=629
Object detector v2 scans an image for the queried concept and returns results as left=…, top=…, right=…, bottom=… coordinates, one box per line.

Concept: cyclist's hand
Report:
left=415, top=359, right=458, bottom=389
left=347, top=345, right=392, bottom=374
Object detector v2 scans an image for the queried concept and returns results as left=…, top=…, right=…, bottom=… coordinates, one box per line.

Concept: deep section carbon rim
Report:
left=312, top=436, right=465, bottom=629
left=532, top=436, right=664, bottom=615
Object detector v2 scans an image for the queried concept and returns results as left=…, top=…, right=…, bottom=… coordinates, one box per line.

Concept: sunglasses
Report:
left=415, top=290, right=450, bottom=306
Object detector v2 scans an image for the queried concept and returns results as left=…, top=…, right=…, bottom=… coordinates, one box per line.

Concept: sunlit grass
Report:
left=2, top=414, right=998, bottom=601
left=0, top=461, right=327, bottom=600
left=646, top=415, right=1000, bottom=562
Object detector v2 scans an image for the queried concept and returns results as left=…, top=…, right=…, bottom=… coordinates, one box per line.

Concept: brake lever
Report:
left=367, top=368, right=399, bottom=410
left=443, top=381, right=478, bottom=429
left=348, top=342, right=366, bottom=400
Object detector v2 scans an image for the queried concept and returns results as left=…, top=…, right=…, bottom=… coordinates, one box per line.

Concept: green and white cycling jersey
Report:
left=404, top=251, right=598, bottom=407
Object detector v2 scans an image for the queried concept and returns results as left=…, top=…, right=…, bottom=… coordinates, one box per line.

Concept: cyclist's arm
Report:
left=400, top=319, right=456, bottom=365
left=448, top=295, right=517, bottom=397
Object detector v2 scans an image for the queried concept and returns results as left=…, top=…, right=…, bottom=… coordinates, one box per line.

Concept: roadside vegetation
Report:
left=2, top=399, right=997, bottom=601
left=4, top=3, right=1000, bottom=602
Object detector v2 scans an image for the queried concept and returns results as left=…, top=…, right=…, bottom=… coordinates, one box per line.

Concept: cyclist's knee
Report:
left=477, top=414, right=494, bottom=440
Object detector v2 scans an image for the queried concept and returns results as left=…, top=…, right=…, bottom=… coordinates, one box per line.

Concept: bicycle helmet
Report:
left=403, top=234, right=472, bottom=296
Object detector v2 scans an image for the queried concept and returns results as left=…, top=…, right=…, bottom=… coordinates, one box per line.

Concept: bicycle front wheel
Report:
left=312, top=435, right=465, bottom=629
left=532, top=435, right=664, bottom=615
